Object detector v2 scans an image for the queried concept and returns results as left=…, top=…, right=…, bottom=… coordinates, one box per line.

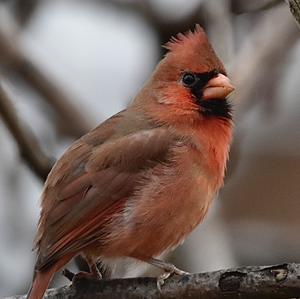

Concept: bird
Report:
left=27, top=24, right=235, bottom=299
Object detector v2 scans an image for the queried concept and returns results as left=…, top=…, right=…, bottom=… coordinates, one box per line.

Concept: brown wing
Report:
left=35, top=110, right=181, bottom=270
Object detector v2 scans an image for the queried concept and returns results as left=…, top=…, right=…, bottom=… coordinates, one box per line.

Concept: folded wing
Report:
left=34, top=112, right=182, bottom=270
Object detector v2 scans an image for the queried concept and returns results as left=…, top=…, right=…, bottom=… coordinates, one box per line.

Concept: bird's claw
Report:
left=63, top=268, right=102, bottom=283
left=157, top=271, right=171, bottom=292
left=156, top=266, right=190, bottom=292
left=173, top=268, right=190, bottom=276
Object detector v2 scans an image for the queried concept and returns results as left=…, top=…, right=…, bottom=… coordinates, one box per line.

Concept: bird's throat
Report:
left=197, top=98, right=232, bottom=120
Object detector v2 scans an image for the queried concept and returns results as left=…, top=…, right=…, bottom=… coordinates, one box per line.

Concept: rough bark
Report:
left=287, top=0, right=300, bottom=26
left=5, top=263, right=300, bottom=299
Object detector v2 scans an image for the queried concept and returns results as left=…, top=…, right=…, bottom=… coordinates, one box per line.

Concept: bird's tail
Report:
left=27, top=254, right=73, bottom=299
left=26, top=268, right=55, bottom=299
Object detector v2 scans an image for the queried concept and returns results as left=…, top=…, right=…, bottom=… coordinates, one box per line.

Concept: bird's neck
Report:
left=132, top=87, right=233, bottom=188
left=194, top=117, right=233, bottom=189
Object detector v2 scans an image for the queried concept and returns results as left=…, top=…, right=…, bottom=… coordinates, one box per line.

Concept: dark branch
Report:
left=13, top=0, right=40, bottom=26
left=6, top=263, right=300, bottom=299
left=231, top=0, right=282, bottom=14
left=0, top=80, right=53, bottom=180
left=0, top=27, right=91, bottom=138
left=287, top=0, right=300, bottom=26
left=96, top=0, right=206, bottom=54
left=231, top=5, right=299, bottom=118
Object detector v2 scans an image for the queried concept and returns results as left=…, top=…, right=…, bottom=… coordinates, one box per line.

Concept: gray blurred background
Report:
left=0, top=0, right=299, bottom=297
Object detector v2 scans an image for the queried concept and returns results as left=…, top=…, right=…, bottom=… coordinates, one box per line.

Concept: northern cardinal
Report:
left=27, top=24, right=234, bottom=299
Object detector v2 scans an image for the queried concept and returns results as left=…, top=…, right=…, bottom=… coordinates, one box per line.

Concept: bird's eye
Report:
left=182, top=73, right=197, bottom=87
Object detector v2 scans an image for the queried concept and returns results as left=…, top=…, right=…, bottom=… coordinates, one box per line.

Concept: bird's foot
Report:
left=147, top=258, right=190, bottom=291
left=73, top=270, right=102, bottom=281
left=157, top=265, right=189, bottom=291
left=62, top=267, right=102, bottom=282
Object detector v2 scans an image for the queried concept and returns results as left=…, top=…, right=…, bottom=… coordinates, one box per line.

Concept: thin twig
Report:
left=13, top=0, right=40, bottom=26
left=0, top=27, right=91, bottom=138
left=0, top=80, right=53, bottom=180
left=286, top=0, right=300, bottom=26
left=231, top=5, right=299, bottom=118
left=225, top=5, right=299, bottom=180
left=96, top=0, right=206, bottom=53
left=232, top=0, right=282, bottom=14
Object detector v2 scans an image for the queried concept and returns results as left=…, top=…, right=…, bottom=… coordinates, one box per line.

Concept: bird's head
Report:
left=136, top=25, right=235, bottom=125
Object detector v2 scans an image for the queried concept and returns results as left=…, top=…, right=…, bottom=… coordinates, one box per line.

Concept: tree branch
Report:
left=96, top=0, right=206, bottom=53
left=0, top=27, right=91, bottom=138
left=287, top=0, right=300, bottom=26
left=231, top=0, right=282, bottom=14
left=5, top=263, right=300, bottom=299
left=0, top=80, right=53, bottom=180
left=13, top=0, right=40, bottom=26
left=231, top=5, right=299, bottom=118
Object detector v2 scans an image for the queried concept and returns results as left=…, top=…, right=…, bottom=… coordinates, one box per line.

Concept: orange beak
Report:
left=202, top=74, right=235, bottom=100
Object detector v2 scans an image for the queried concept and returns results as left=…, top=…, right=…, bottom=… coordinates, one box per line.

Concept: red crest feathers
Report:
left=164, top=24, right=206, bottom=51
left=163, top=24, right=225, bottom=75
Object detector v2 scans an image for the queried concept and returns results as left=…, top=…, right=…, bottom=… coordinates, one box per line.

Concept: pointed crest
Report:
left=163, top=24, right=225, bottom=75
left=164, top=24, right=206, bottom=52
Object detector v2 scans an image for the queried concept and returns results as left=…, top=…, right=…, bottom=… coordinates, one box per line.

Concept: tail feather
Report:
left=27, top=254, right=74, bottom=299
left=26, top=268, right=56, bottom=299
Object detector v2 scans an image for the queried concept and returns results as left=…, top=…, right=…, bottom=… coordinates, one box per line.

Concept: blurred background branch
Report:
left=232, top=6, right=299, bottom=118
left=231, top=0, right=282, bottom=14
left=0, top=79, right=53, bottom=180
left=96, top=0, right=207, bottom=55
left=0, top=25, right=91, bottom=138
left=287, top=0, right=300, bottom=26
left=12, top=0, right=40, bottom=26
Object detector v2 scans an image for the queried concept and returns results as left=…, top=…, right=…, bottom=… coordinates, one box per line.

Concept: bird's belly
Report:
left=101, top=162, right=216, bottom=259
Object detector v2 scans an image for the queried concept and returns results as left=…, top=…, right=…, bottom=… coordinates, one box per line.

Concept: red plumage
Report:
left=27, top=25, right=234, bottom=299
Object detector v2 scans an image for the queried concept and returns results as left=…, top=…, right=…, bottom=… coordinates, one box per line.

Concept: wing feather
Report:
left=35, top=110, right=182, bottom=270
